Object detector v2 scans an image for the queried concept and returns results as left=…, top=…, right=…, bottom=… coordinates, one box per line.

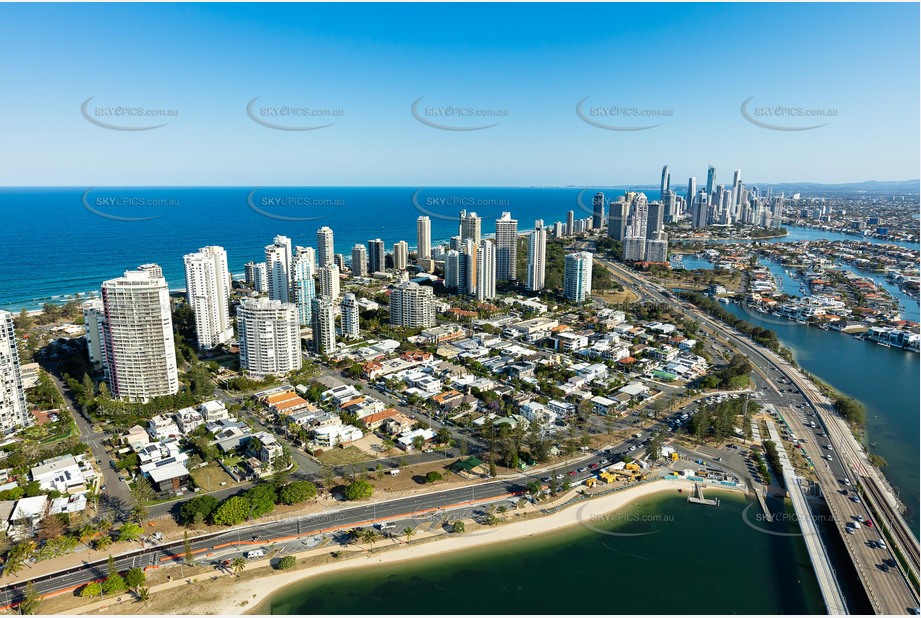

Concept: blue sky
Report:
left=0, top=3, right=918, bottom=186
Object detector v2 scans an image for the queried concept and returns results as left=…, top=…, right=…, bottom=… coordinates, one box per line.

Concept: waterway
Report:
left=256, top=491, right=825, bottom=615
left=720, top=302, right=920, bottom=534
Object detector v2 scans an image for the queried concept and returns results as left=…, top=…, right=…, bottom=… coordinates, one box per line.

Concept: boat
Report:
left=854, top=334, right=865, bottom=341
left=819, top=323, right=829, bottom=330
left=877, top=340, right=891, bottom=348
left=796, top=319, right=807, bottom=325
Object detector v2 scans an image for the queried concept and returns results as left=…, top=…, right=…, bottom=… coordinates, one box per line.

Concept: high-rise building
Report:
left=444, top=250, right=466, bottom=292
left=459, top=210, right=481, bottom=244
left=626, top=192, right=649, bottom=239
left=645, top=231, right=669, bottom=263
left=368, top=238, right=386, bottom=274
left=390, top=281, right=436, bottom=328
left=692, top=191, right=710, bottom=229
left=417, top=216, right=432, bottom=260
left=351, top=244, right=368, bottom=277
left=82, top=299, right=107, bottom=371
left=237, top=298, right=302, bottom=378
left=622, top=237, right=646, bottom=262
left=334, top=254, right=346, bottom=272
left=563, top=252, right=593, bottom=303
left=101, top=266, right=179, bottom=401
left=566, top=210, right=575, bottom=237
left=495, top=211, right=518, bottom=282
left=732, top=169, right=743, bottom=214
left=475, top=240, right=497, bottom=301
left=706, top=165, right=716, bottom=196
left=244, top=261, right=259, bottom=288
left=340, top=293, right=360, bottom=340
left=607, top=198, right=629, bottom=240
left=317, top=264, right=340, bottom=299
left=526, top=220, right=547, bottom=291
left=246, top=262, right=266, bottom=293
left=686, top=177, right=697, bottom=216
left=137, top=263, right=163, bottom=279
left=0, top=310, right=29, bottom=432
left=660, top=165, right=670, bottom=197
left=184, top=246, right=233, bottom=349
left=292, top=247, right=316, bottom=327
left=265, top=236, right=292, bottom=302
left=311, top=296, right=337, bottom=355
left=393, top=241, right=409, bottom=271
left=462, top=239, right=478, bottom=297
left=646, top=202, right=664, bottom=240
left=317, top=226, right=334, bottom=268
left=592, top=193, right=605, bottom=230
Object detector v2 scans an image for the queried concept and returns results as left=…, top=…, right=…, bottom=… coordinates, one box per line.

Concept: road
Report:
left=598, top=256, right=920, bottom=615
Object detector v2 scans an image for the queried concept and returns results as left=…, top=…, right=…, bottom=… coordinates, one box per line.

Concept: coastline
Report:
left=66, top=478, right=700, bottom=615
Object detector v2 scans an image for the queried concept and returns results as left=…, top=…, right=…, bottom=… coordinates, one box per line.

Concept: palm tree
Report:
left=2, top=553, right=24, bottom=578
left=402, top=526, right=415, bottom=544
left=230, top=557, right=246, bottom=577
left=360, top=528, right=378, bottom=549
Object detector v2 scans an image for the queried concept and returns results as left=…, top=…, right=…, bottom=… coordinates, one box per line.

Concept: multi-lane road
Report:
left=598, top=255, right=920, bottom=614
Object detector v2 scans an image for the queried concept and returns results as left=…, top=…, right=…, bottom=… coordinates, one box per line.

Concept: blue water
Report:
left=0, top=186, right=655, bottom=311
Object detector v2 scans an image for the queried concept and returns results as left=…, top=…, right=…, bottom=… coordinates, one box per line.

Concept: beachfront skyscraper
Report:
left=417, top=216, right=431, bottom=260
left=444, top=250, right=466, bottom=293
left=566, top=210, right=575, bottom=237
left=607, top=198, right=629, bottom=241
left=340, top=292, right=360, bottom=340
left=351, top=244, right=368, bottom=277
left=101, top=266, right=179, bottom=402
left=368, top=238, right=386, bottom=274
left=526, top=220, right=547, bottom=291
left=495, top=212, right=518, bottom=282
left=183, top=246, right=233, bottom=350
left=311, top=296, right=337, bottom=355
left=393, top=241, right=409, bottom=271
left=317, top=226, right=335, bottom=268
left=563, top=252, right=593, bottom=303
left=265, top=236, right=292, bottom=303
left=236, top=298, right=302, bottom=378
left=0, top=310, right=29, bottom=432
left=293, top=247, right=316, bottom=327
left=390, top=281, right=436, bottom=328
left=592, top=193, right=605, bottom=230
left=82, top=298, right=107, bottom=371
left=475, top=239, right=497, bottom=301
left=660, top=165, right=670, bottom=197
left=459, top=210, right=481, bottom=244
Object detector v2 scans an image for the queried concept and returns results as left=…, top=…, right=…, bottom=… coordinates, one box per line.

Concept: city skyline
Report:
left=0, top=3, right=917, bottom=186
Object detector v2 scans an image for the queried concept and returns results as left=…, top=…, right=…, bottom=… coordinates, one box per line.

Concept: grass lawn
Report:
left=317, top=446, right=370, bottom=466
left=190, top=463, right=239, bottom=492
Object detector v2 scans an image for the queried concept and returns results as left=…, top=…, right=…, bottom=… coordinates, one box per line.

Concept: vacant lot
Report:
left=317, top=446, right=369, bottom=466
left=189, top=462, right=239, bottom=492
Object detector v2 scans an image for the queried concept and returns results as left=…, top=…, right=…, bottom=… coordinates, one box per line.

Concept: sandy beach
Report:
left=66, top=478, right=697, bottom=615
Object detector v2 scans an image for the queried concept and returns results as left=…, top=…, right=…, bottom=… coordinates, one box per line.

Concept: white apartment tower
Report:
left=0, top=311, right=29, bottom=432
left=475, top=240, right=497, bottom=301
left=495, top=212, right=518, bottom=282
left=237, top=298, right=301, bottom=378
left=393, top=241, right=409, bottom=271
left=317, top=226, right=335, bottom=268
left=311, top=296, right=337, bottom=355
left=390, top=282, right=436, bottom=328
left=317, top=264, right=340, bottom=300
left=82, top=298, right=107, bottom=371
left=459, top=210, right=481, bottom=244
left=292, top=247, right=316, bottom=327
left=417, top=216, right=432, bottom=260
left=351, top=244, right=368, bottom=277
left=526, top=220, right=547, bottom=291
left=340, top=293, right=360, bottom=340
left=183, top=245, right=233, bottom=349
left=564, top=252, right=593, bottom=303
left=265, top=236, right=292, bottom=302
left=101, top=266, right=179, bottom=401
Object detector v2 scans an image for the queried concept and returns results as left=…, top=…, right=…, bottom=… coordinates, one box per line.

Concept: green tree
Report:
left=211, top=496, right=250, bottom=526
left=343, top=479, right=374, bottom=501
left=230, top=556, right=246, bottom=576
left=19, top=581, right=40, bottom=615
left=94, top=535, right=113, bottom=551
left=402, top=526, right=415, bottom=544
left=451, top=520, right=466, bottom=534
left=137, top=587, right=150, bottom=601
left=277, top=481, right=317, bottom=505
left=183, top=530, right=194, bottom=566
left=102, top=573, right=126, bottom=595
left=179, top=495, right=219, bottom=526
left=125, top=567, right=146, bottom=591
left=276, top=555, right=296, bottom=570
left=117, top=523, right=143, bottom=543
left=80, top=582, right=103, bottom=598
left=425, top=471, right=443, bottom=484
left=244, top=484, right=277, bottom=518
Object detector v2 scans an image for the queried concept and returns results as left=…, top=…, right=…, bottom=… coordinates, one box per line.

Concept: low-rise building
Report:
left=30, top=455, right=87, bottom=494
left=313, top=424, right=363, bottom=448
left=175, top=406, right=204, bottom=435
left=148, top=415, right=180, bottom=440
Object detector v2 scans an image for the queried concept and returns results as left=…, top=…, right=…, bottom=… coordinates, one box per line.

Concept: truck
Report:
left=377, top=522, right=396, bottom=531
left=245, top=549, right=265, bottom=559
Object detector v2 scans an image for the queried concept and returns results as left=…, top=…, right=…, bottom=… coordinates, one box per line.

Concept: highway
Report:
left=598, top=256, right=920, bottom=614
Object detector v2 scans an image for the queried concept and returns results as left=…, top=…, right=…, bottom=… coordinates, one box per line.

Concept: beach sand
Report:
left=65, top=478, right=696, bottom=615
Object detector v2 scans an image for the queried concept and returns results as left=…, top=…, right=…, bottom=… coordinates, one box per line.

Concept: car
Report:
left=878, top=539, right=887, bottom=549
left=95, top=458, right=102, bottom=464
left=555, top=474, right=564, bottom=480
left=880, top=563, right=890, bottom=572
left=885, top=558, right=896, bottom=568
left=100, top=484, right=107, bottom=491
left=578, top=467, right=588, bottom=473
left=856, top=515, right=865, bottom=523
left=541, top=477, right=551, bottom=483
left=568, top=470, right=577, bottom=476
left=866, top=519, right=873, bottom=528
left=844, top=478, right=851, bottom=486
left=590, top=463, right=599, bottom=469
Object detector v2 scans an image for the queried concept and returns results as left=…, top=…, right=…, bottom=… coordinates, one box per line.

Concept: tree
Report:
left=451, top=520, right=466, bottom=534
left=19, top=581, right=40, bottom=615
left=35, top=515, right=65, bottom=542
left=94, top=535, right=113, bottom=551
left=425, top=471, right=443, bottom=484
left=244, top=484, right=277, bottom=519
left=179, top=495, right=219, bottom=526
left=211, top=496, right=250, bottom=526
left=526, top=480, right=542, bottom=497
left=137, top=587, right=150, bottom=601
left=277, top=481, right=317, bottom=505
left=402, top=526, right=415, bottom=544
left=117, top=523, right=143, bottom=543
left=230, top=556, right=246, bottom=576
left=343, top=479, right=374, bottom=501
left=102, top=573, right=126, bottom=595
left=359, top=528, right=379, bottom=549
left=80, top=582, right=103, bottom=598
left=125, top=567, right=145, bottom=591
left=485, top=513, right=499, bottom=526
left=412, top=435, right=425, bottom=451
left=276, top=555, right=296, bottom=570
left=183, top=531, right=194, bottom=566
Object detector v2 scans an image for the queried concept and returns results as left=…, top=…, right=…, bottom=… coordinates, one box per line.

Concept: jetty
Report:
left=687, top=483, right=720, bottom=506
